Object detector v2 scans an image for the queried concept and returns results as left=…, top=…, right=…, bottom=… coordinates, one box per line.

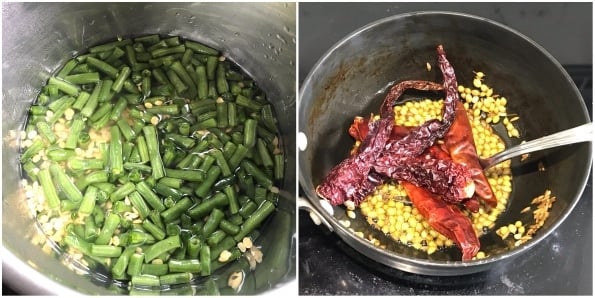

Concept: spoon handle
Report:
left=482, top=122, right=593, bottom=169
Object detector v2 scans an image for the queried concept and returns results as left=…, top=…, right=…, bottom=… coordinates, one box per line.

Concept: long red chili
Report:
left=401, top=181, right=480, bottom=261
left=316, top=45, right=472, bottom=206
left=443, top=100, right=498, bottom=208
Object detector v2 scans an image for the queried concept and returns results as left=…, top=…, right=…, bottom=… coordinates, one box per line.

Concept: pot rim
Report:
left=298, top=10, right=592, bottom=275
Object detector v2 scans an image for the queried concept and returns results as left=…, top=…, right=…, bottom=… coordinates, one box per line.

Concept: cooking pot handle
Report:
left=298, top=197, right=334, bottom=232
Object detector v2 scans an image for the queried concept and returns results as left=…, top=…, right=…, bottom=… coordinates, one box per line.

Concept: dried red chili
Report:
left=401, top=181, right=480, bottom=261
left=444, top=100, right=498, bottom=208
left=316, top=45, right=474, bottom=206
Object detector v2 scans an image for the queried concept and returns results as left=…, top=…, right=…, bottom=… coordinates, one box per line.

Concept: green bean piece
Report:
left=30, top=104, right=48, bottom=116
left=154, top=182, right=184, bottom=200
left=234, top=201, right=275, bottom=242
left=222, top=142, right=237, bottom=161
left=49, top=163, right=83, bottom=202
left=143, top=219, right=166, bottom=241
left=168, top=259, right=200, bottom=273
left=78, top=185, right=98, bottom=217
left=243, top=118, right=257, bottom=148
left=186, top=238, right=201, bottom=259
left=131, top=274, right=160, bottom=288
left=126, top=253, right=145, bottom=277
left=216, top=64, right=229, bottom=94
left=19, top=139, right=43, bottom=162
left=116, top=119, right=137, bottom=142
left=136, top=136, right=150, bottom=164
left=185, top=40, right=218, bottom=56
left=171, top=61, right=196, bottom=95
left=112, top=66, right=131, bottom=93
left=207, top=230, right=227, bottom=246
left=210, top=149, right=232, bottom=177
left=241, top=160, right=273, bottom=188
left=219, top=219, right=240, bottom=236
left=89, top=39, right=132, bottom=53
left=202, top=208, right=225, bottom=237
left=199, top=245, right=211, bottom=276
left=45, top=147, right=75, bottom=162
left=239, top=201, right=258, bottom=219
left=206, top=56, right=218, bottom=81
left=109, top=126, right=124, bottom=176
left=254, top=186, right=268, bottom=205
left=144, top=235, right=181, bottom=263
left=38, top=168, right=60, bottom=209
left=128, top=191, right=151, bottom=219
left=91, top=244, right=122, bottom=258
left=72, top=91, right=91, bottom=111
left=274, top=154, right=284, bottom=181
left=68, top=159, right=103, bottom=172
left=56, top=59, right=79, bottom=79
left=261, top=104, right=277, bottom=132
left=236, top=94, right=263, bottom=111
left=187, top=192, right=228, bottom=219
left=64, top=231, right=93, bottom=256
left=94, top=212, right=121, bottom=245
left=194, top=166, right=222, bottom=198
left=75, top=170, right=109, bottom=190
left=166, top=69, right=188, bottom=94
left=158, top=177, right=184, bottom=189
left=166, top=133, right=195, bottom=149
left=209, top=236, right=235, bottom=262
left=86, top=56, right=119, bottom=78
left=88, top=103, right=113, bottom=124
left=97, top=79, right=114, bottom=103
left=125, top=44, right=137, bottom=66
left=136, top=181, right=166, bottom=212
left=160, top=272, right=192, bottom=286
left=64, top=72, right=100, bottom=85
left=166, top=222, right=181, bottom=236
left=112, top=246, right=136, bottom=277
left=134, top=34, right=160, bottom=45
left=47, top=97, right=75, bottom=124
left=223, top=185, right=240, bottom=215
left=257, top=138, right=274, bottom=169
left=160, top=197, right=193, bottom=223
left=109, top=97, right=127, bottom=121
left=141, top=263, right=169, bottom=276
left=81, top=80, right=102, bottom=118
left=227, top=102, right=238, bottom=127
left=194, top=65, right=209, bottom=100
left=71, top=63, right=93, bottom=74
left=197, top=154, right=216, bottom=173
left=48, top=76, right=80, bottom=96
left=35, top=121, right=57, bottom=144
left=64, top=116, right=85, bottom=149
left=143, top=125, right=166, bottom=180
left=216, top=100, right=228, bottom=128
left=151, top=44, right=186, bottom=58
left=110, top=181, right=135, bottom=202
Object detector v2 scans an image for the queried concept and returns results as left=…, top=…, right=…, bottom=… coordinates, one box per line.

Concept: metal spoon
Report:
left=480, top=122, right=593, bottom=169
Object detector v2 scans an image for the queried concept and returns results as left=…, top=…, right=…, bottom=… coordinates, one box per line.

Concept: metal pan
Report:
left=298, top=11, right=592, bottom=275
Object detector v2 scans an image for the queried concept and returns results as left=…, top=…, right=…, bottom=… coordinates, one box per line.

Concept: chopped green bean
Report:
left=144, top=235, right=181, bottom=263
left=234, top=201, right=275, bottom=241
left=95, top=212, right=121, bottom=245
left=91, top=244, right=122, bottom=258
left=143, top=125, right=165, bottom=180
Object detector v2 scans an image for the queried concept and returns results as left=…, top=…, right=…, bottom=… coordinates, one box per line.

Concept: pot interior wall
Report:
left=299, top=12, right=591, bottom=268
left=3, top=2, right=296, bottom=294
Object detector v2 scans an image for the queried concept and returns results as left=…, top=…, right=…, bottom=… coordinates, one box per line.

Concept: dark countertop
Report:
left=298, top=3, right=592, bottom=296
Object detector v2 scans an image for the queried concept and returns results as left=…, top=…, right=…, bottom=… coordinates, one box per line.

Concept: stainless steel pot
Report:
left=2, top=2, right=296, bottom=295
left=299, top=11, right=592, bottom=275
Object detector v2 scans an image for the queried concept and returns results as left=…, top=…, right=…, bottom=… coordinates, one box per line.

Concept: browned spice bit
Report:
left=520, top=153, right=529, bottom=162
left=538, top=161, right=546, bottom=171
